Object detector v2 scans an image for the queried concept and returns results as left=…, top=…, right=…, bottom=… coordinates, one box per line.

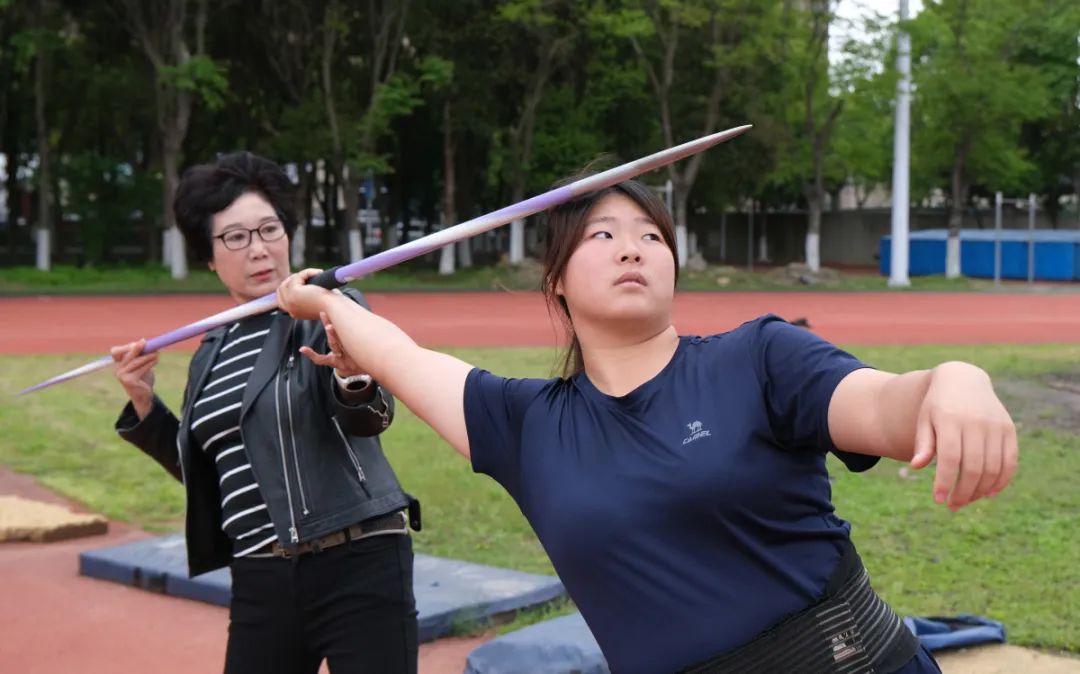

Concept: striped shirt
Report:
left=190, top=310, right=279, bottom=558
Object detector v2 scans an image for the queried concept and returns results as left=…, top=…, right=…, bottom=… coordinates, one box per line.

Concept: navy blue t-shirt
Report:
left=464, top=315, right=881, bottom=674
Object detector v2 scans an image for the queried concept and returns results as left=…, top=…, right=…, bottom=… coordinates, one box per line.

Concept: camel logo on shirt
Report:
left=683, top=420, right=711, bottom=445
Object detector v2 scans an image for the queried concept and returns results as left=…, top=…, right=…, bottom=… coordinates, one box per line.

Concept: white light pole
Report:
left=888, top=0, right=912, bottom=287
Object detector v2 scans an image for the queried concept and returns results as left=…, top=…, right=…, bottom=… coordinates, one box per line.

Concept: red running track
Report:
left=2, top=291, right=1080, bottom=356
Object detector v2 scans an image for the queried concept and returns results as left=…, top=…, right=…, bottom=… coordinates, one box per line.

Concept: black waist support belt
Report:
left=679, top=544, right=920, bottom=674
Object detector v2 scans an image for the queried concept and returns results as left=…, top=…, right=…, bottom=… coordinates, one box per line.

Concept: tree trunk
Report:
left=291, top=222, right=306, bottom=267
left=509, top=184, right=525, bottom=266
left=321, top=1, right=347, bottom=262
left=322, top=163, right=336, bottom=260
left=458, top=239, right=473, bottom=268
left=291, top=163, right=310, bottom=267
left=804, top=137, right=826, bottom=273
left=33, top=13, right=51, bottom=272
left=382, top=178, right=400, bottom=251
left=673, top=184, right=689, bottom=268
left=0, top=68, right=6, bottom=252
left=757, top=211, right=769, bottom=262
left=120, top=0, right=209, bottom=278
left=631, top=7, right=725, bottom=271
left=4, top=151, right=19, bottom=265
left=163, top=126, right=187, bottom=278
left=946, top=153, right=967, bottom=279
left=1073, top=169, right=1080, bottom=226
left=800, top=1, right=840, bottom=276
left=507, top=36, right=558, bottom=266
left=439, top=98, right=456, bottom=276
left=805, top=193, right=822, bottom=273
left=343, top=168, right=362, bottom=261
left=141, top=133, right=161, bottom=265
left=1, top=60, right=17, bottom=265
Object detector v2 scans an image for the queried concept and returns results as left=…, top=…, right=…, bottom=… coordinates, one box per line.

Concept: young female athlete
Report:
left=276, top=178, right=1016, bottom=674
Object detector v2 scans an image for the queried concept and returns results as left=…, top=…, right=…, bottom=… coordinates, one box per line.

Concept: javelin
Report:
left=18, top=124, right=751, bottom=396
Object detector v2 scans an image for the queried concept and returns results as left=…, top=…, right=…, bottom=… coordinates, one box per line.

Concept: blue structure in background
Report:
left=879, top=229, right=1080, bottom=281
left=79, top=534, right=566, bottom=643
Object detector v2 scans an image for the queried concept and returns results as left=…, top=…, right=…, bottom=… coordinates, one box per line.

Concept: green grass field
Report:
left=1, top=345, right=1077, bottom=649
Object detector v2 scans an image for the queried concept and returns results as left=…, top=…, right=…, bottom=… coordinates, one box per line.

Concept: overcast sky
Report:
left=836, top=0, right=924, bottom=24
left=831, top=0, right=924, bottom=64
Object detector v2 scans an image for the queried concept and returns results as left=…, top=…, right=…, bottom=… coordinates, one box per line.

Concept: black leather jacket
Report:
left=116, top=289, right=417, bottom=576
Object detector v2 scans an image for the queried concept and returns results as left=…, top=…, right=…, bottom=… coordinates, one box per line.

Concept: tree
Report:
left=8, top=0, right=63, bottom=270
left=830, top=79, right=895, bottom=209
left=0, top=0, right=24, bottom=265
left=47, top=4, right=161, bottom=267
left=607, top=0, right=764, bottom=268
left=408, top=0, right=493, bottom=271
left=1015, top=1, right=1080, bottom=226
left=829, top=8, right=895, bottom=209
left=763, top=0, right=853, bottom=272
left=910, top=0, right=1054, bottom=277
left=32, top=0, right=53, bottom=271
left=493, top=0, right=580, bottom=265
left=321, top=0, right=404, bottom=261
left=251, top=0, right=329, bottom=266
left=795, top=0, right=843, bottom=272
left=116, top=0, right=226, bottom=278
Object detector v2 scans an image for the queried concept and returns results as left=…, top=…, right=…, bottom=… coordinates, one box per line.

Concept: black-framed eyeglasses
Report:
left=213, top=220, right=287, bottom=251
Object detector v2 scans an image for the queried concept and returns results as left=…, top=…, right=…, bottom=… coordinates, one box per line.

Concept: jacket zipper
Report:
left=332, top=417, right=371, bottom=496
left=274, top=367, right=301, bottom=543
left=284, top=353, right=311, bottom=516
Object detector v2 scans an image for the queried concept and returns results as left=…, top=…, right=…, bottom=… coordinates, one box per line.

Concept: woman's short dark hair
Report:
left=174, top=151, right=297, bottom=262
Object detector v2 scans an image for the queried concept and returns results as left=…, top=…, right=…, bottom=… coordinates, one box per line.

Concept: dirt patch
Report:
left=766, top=262, right=847, bottom=286
left=0, top=495, right=108, bottom=542
left=996, top=370, right=1080, bottom=435
left=937, top=644, right=1080, bottom=674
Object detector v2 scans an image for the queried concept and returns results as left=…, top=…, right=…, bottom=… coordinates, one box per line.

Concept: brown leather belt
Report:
left=269, top=511, right=408, bottom=558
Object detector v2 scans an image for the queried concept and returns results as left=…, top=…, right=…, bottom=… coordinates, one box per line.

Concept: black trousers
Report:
left=224, top=533, right=417, bottom=674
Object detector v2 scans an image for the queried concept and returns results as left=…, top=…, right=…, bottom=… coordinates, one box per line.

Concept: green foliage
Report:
left=418, top=55, right=454, bottom=90
left=159, top=55, right=230, bottom=111
left=352, top=57, right=453, bottom=174
left=0, top=0, right=1075, bottom=267
left=59, top=154, right=161, bottom=265
left=830, top=69, right=896, bottom=201
left=497, top=0, right=562, bottom=26
left=909, top=0, right=1060, bottom=198
left=7, top=27, right=62, bottom=72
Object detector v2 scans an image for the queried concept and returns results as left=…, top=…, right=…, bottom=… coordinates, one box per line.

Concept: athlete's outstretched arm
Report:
left=277, top=269, right=473, bottom=457
left=829, top=364, right=1017, bottom=511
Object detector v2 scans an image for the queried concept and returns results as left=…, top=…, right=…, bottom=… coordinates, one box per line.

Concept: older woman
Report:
left=110, top=152, right=419, bottom=674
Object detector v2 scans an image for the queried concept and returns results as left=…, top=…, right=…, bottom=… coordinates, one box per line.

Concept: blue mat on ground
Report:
left=78, top=534, right=565, bottom=642
left=904, top=614, right=1007, bottom=652
left=465, top=613, right=606, bottom=674
left=466, top=611, right=1010, bottom=673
